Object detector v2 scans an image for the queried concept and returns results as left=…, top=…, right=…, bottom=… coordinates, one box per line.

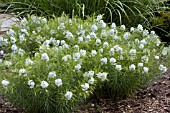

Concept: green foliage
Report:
left=0, top=15, right=170, bottom=112
left=0, top=0, right=168, bottom=27
left=149, top=11, right=170, bottom=44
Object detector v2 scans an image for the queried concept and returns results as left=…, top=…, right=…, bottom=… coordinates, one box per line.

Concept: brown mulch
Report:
left=77, top=74, right=170, bottom=113
left=0, top=74, right=170, bottom=113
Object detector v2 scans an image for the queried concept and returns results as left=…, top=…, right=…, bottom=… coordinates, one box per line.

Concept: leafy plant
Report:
left=0, top=14, right=169, bottom=112
left=149, top=11, right=170, bottom=45
left=0, top=0, right=168, bottom=27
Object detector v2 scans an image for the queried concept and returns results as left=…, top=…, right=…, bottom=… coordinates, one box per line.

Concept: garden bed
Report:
left=0, top=13, right=170, bottom=113
left=0, top=73, right=170, bottom=113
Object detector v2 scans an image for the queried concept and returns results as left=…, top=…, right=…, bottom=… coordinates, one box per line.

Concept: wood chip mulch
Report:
left=76, top=74, right=170, bottom=113
left=0, top=74, right=170, bottom=113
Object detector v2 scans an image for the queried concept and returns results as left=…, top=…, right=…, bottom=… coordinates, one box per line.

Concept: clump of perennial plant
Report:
left=0, top=14, right=169, bottom=112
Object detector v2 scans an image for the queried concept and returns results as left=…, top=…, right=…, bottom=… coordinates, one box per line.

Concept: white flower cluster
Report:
left=0, top=36, right=8, bottom=46
left=1, top=80, right=9, bottom=88
left=1, top=14, right=169, bottom=104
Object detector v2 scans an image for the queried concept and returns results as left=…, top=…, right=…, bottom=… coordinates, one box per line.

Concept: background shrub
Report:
left=149, top=11, right=170, bottom=45
left=0, top=0, right=168, bottom=27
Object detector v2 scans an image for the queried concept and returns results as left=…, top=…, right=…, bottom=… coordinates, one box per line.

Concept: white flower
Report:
left=18, top=48, right=25, bottom=55
left=141, top=39, right=147, bottom=45
left=91, top=50, right=97, bottom=57
left=4, top=61, right=12, bottom=67
left=101, top=30, right=107, bottom=37
left=19, top=34, right=26, bottom=42
left=79, top=49, right=86, bottom=56
left=95, top=39, right=101, bottom=46
left=81, top=83, right=89, bottom=91
left=129, top=49, right=136, bottom=55
left=0, top=36, right=3, bottom=41
left=159, top=64, right=167, bottom=73
left=115, top=65, right=122, bottom=71
left=143, top=30, right=149, bottom=36
left=137, top=24, right=143, bottom=31
left=110, top=58, right=116, bottom=65
left=41, top=53, right=49, bottom=61
left=90, top=32, right=97, bottom=38
left=143, top=67, right=149, bottom=73
left=66, top=32, right=74, bottom=39
left=114, top=35, right=119, bottom=40
left=28, top=80, right=35, bottom=88
left=141, top=56, right=149, bottom=63
left=115, top=46, right=122, bottom=53
left=135, top=39, right=139, bottom=44
left=10, top=37, right=16, bottom=43
left=91, top=24, right=98, bottom=32
left=96, top=14, right=103, bottom=21
left=75, top=64, right=81, bottom=70
left=43, top=40, right=50, bottom=47
left=103, top=42, right=109, bottom=48
left=65, top=91, right=73, bottom=100
left=21, top=29, right=29, bottom=36
left=55, top=79, right=62, bottom=87
left=109, top=29, right=115, bottom=35
left=123, top=32, right=130, bottom=40
left=130, top=27, right=134, bottom=32
left=111, top=22, right=116, bottom=29
left=41, top=18, right=47, bottom=24
left=19, top=68, right=26, bottom=75
left=156, top=39, right=161, bottom=46
left=88, top=77, right=94, bottom=84
left=74, top=45, right=79, bottom=50
left=101, top=57, right=107, bottom=65
left=100, top=48, right=103, bottom=53
left=85, top=35, right=91, bottom=42
left=139, top=44, right=144, bottom=49
left=0, top=59, right=2, bottom=63
left=99, top=20, right=106, bottom=28
left=78, top=36, right=83, bottom=43
left=88, top=71, right=94, bottom=77
left=60, top=40, right=66, bottom=46
left=62, top=56, right=68, bottom=62
left=0, top=50, right=4, bottom=55
left=63, top=44, right=69, bottom=49
left=109, top=48, right=114, bottom=56
left=48, top=71, right=56, bottom=78
left=6, top=29, right=15, bottom=36
left=37, top=27, right=41, bottom=32
left=138, top=63, right=143, bottom=67
left=11, top=44, right=17, bottom=51
left=73, top=52, right=80, bottom=61
left=154, top=56, right=159, bottom=60
left=41, top=81, right=49, bottom=88
left=25, top=58, right=33, bottom=66
left=96, top=72, right=107, bottom=81
left=129, top=64, right=136, bottom=71
left=58, top=23, right=65, bottom=30
left=1, top=80, right=9, bottom=88
left=32, top=31, right=37, bottom=35
left=120, top=25, right=125, bottom=30
left=151, top=31, right=155, bottom=35
left=162, top=47, right=168, bottom=55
